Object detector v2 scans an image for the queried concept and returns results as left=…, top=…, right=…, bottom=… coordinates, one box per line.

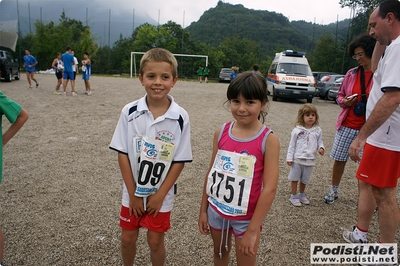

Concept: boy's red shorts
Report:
left=119, top=206, right=171, bottom=233
left=357, top=143, right=400, bottom=188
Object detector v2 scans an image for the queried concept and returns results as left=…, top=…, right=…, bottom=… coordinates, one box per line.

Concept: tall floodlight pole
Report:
left=181, top=10, right=185, bottom=54
left=28, top=2, right=31, bottom=35
left=108, top=9, right=111, bottom=47
left=17, top=0, right=20, bottom=37
left=132, top=9, right=135, bottom=35
left=335, top=14, right=339, bottom=46
left=17, top=0, right=21, bottom=58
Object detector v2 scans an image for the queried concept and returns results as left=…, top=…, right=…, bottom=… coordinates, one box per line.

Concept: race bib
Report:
left=133, top=135, right=175, bottom=197
left=206, top=149, right=256, bottom=216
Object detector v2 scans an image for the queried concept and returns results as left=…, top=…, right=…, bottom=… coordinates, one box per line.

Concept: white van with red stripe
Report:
left=267, top=50, right=316, bottom=103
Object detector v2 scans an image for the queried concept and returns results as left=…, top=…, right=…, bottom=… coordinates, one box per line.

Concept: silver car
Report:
left=218, top=68, right=234, bottom=83
left=327, top=77, right=344, bottom=102
left=316, top=74, right=344, bottom=99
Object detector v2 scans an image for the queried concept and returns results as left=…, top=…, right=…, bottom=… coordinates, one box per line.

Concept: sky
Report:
left=0, top=0, right=353, bottom=26
left=132, top=0, right=353, bottom=26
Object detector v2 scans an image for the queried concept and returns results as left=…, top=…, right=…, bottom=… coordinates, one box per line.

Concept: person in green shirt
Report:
left=203, top=66, right=210, bottom=83
left=197, top=66, right=203, bottom=83
left=0, top=91, right=29, bottom=266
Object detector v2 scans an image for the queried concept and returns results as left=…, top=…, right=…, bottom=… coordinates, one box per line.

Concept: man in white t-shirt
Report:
left=347, top=0, right=400, bottom=248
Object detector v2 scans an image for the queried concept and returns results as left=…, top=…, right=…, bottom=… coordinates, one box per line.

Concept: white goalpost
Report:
left=130, top=52, right=208, bottom=78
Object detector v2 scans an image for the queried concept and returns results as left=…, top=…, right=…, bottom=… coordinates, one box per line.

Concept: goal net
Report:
left=130, top=52, right=208, bottom=79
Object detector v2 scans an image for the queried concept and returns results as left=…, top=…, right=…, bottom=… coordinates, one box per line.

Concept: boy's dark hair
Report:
left=379, top=0, right=400, bottom=21
left=65, top=45, right=72, bottom=51
left=348, top=33, right=376, bottom=58
left=226, top=71, right=269, bottom=122
left=84, top=52, right=89, bottom=56
left=25, top=49, right=30, bottom=52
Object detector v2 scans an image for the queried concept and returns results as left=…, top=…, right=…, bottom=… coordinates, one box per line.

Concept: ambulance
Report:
left=267, top=50, right=316, bottom=103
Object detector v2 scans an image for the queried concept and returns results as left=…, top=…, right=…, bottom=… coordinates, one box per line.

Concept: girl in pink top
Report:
left=198, top=71, right=280, bottom=266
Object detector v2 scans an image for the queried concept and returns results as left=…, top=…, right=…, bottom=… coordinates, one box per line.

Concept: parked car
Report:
left=218, top=68, right=234, bottom=82
left=313, top=71, right=339, bottom=83
left=327, top=77, right=344, bottom=102
left=0, top=49, right=20, bottom=82
left=316, top=74, right=344, bottom=99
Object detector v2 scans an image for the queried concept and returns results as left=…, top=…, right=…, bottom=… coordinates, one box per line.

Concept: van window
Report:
left=269, top=64, right=277, bottom=74
left=278, top=63, right=312, bottom=76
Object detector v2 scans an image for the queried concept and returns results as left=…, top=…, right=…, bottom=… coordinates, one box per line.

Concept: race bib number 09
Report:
left=133, top=135, right=174, bottom=197
left=206, top=150, right=255, bottom=216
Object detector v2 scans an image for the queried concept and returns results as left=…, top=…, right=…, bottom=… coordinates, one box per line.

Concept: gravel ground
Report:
left=0, top=74, right=399, bottom=266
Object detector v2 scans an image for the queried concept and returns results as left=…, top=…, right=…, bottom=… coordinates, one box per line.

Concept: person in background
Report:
left=203, top=66, right=210, bottom=83
left=230, top=66, right=238, bottom=81
left=81, top=52, right=92, bottom=96
left=252, top=64, right=260, bottom=74
left=71, top=50, right=79, bottom=91
left=197, top=66, right=203, bottom=83
left=0, top=92, right=29, bottom=266
left=52, top=52, right=63, bottom=95
left=198, top=71, right=279, bottom=266
left=23, top=49, right=39, bottom=89
left=287, top=104, right=324, bottom=207
left=61, top=46, right=76, bottom=96
left=323, top=33, right=376, bottom=204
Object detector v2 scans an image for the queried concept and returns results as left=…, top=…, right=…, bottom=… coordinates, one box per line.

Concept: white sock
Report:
left=354, top=226, right=368, bottom=241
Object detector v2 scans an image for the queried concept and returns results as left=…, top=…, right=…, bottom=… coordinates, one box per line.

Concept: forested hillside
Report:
left=187, top=2, right=351, bottom=62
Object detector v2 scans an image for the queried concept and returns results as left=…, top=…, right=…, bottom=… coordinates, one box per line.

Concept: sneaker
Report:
left=29, top=86, right=33, bottom=89
left=71, top=91, right=77, bottom=96
left=83, top=91, right=88, bottom=94
left=343, top=226, right=368, bottom=244
left=63, top=92, right=67, bottom=96
left=36, top=83, right=39, bottom=88
left=324, top=187, right=338, bottom=204
left=290, top=194, right=302, bottom=207
left=299, top=193, right=310, bottom=205
left=53, top=90, right=62, bottom=95
left=87, top=91, right=92, bottom=96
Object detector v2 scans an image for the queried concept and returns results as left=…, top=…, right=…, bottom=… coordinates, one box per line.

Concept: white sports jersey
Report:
left=110, top=94, right=192, bottom=212
left=72, top=57, right=78, bottom=72
left=366, top=36, right=400, bottom=152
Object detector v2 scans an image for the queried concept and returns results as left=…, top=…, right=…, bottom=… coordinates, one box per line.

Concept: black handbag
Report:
left=353, top=67, right=372, bottom=116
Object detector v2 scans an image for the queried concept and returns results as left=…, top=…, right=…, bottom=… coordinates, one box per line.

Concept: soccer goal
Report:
left=130, top=52, right=208, bottom=78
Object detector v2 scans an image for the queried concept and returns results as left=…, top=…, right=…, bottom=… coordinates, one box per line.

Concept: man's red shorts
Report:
left=357, top=143, right=400, bottom=188
left=119, top=206, right=171, bottom=233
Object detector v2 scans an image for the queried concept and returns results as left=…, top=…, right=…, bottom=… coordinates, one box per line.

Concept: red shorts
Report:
left=357, top=143, right=400, bottom=188
left=119, top=206, right=171, bottom=233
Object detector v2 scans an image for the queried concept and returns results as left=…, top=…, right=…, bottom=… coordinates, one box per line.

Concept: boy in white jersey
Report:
left=109, top=48, right=192, bottom=266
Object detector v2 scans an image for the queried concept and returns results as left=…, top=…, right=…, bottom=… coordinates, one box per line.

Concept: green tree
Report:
left=310, top=33, right=340, bottom=72
left=18, top=12, right=98, bottom=71
left=132, top=23, right=178, bottom=52
left=339, top=0, right=385, bottom=39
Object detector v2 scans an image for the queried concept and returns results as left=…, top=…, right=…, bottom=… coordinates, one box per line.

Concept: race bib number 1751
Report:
left=206, top=150, right=256, bottom=216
